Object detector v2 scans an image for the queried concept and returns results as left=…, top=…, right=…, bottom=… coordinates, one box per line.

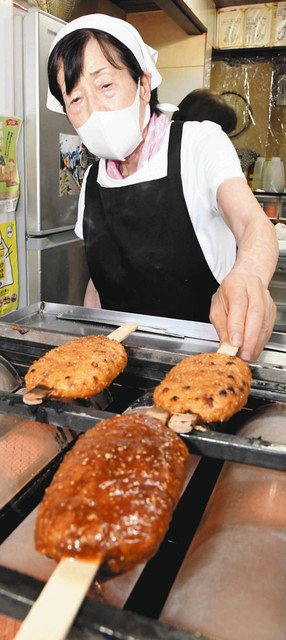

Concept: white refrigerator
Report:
left=14, top=7, right=89, bottom=308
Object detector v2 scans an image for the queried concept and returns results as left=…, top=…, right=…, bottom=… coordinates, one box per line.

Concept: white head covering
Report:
left=47, top=13, right=165, bottom=114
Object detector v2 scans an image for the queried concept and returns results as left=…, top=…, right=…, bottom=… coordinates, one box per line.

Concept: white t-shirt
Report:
left=75, top=120, right=245, bottom=284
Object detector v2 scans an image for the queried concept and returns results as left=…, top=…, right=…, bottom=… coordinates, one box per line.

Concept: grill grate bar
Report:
left=0, top=566, right=210, bottom=640
left=181, top=428, right=286, bottom=471
left=0, top=393, right=285, bottom=471
left=0, top=392, right=114, bottom=431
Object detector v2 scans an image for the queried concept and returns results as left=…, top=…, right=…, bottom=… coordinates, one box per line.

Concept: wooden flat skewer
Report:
left=22, top=385, right=52, bottom=405
left=217, top=342, right=239, bottom=356
left=14, top=556, right=102, bottom=640
left=145, top=407, right=207, bottom=433
left=144, top=406, right=170, bottom=424
left=22, top=322, right=138, bottom=406
left=107, top=322, right=138, bottom=342
left=152, top=342, right=239, bottom=434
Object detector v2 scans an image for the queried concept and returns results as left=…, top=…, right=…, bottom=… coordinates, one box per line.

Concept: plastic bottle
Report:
left=262, top=157, right=285, bottom=193
left=252, top=157, right=266, bottom=191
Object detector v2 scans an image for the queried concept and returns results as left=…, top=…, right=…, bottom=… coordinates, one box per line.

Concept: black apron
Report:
left=83, top=121, right=219, bottom=322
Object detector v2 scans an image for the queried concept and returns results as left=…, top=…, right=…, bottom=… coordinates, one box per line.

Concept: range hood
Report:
left=75, top=0, right=207, bottom=35
left=146, top=0, right=207, bottom=35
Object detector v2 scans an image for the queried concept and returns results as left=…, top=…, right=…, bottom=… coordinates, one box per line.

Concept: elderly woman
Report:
left=47, top=14, right=278, bottom=362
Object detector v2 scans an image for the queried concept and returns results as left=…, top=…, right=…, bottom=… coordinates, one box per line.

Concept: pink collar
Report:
left=106, top=112, right=169, bottom=179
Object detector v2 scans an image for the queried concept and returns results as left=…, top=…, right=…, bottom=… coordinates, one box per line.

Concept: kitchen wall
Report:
left=128, top=0, right=216, bottom=108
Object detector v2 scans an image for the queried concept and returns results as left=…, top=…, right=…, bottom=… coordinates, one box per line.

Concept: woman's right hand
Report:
left=210, top=271, right=276, bottom=362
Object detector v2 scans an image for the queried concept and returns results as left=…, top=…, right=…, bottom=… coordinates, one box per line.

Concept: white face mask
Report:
left=76, top=83, right=150, bottom=161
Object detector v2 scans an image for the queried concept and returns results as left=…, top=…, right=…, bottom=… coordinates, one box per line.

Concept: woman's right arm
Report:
left=84, top=278, right=102, bottom=308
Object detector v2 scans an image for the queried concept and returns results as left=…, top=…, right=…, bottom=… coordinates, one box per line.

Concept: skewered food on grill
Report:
left=153, top=352, right=252, bottom=423
left=35, top=412, right=189, bottom=574
left=25, top=335, right=127, bottom=400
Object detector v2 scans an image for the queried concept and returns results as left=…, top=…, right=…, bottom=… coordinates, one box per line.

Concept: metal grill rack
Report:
left=0, top=302, right=286, bottom=638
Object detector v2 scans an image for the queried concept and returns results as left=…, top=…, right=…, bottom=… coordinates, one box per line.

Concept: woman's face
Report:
left=57, top=37, right=150, bottom=130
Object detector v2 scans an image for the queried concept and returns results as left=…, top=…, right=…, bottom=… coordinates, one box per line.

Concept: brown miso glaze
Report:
left=35, top=413, right=189, bottom=574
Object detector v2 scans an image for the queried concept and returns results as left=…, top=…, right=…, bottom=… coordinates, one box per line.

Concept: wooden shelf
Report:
left=212, top=47, right=286, bottom=59
left=254, top=191, right=286, bottom=197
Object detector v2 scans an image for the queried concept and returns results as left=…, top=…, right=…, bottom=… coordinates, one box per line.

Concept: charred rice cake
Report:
left=153, top=352, right=252, bottom=423
left=25, top=335, right=127, bottom=400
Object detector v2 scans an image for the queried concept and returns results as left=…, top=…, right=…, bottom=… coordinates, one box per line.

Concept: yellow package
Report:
left=0, top=116, right=22, bottom=214
left=0, top=220, right=19, bottom=315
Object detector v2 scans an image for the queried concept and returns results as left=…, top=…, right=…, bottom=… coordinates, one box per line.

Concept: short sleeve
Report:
left=201, top=122, right=245, bottom=210
left=181, top=121, right=246, bottom=213
left=180, top=121, right=240, bottom=283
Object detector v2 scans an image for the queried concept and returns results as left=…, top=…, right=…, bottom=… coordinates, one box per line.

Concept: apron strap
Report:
left=167, top=121, right=184, bottom=177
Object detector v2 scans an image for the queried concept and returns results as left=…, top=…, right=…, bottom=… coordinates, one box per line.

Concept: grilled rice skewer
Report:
left=154, top=344, right=252, bottom=425
left=15, top=412, right=189, bottom=640
left=35, top=412, right=189, bottom=569
left=23, top=323, right=137, bottom=405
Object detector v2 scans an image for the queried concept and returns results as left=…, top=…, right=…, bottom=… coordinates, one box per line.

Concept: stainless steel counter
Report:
left=3, top=301, right=286, bottom=359
left=270, top=254, right=286, bottom=331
